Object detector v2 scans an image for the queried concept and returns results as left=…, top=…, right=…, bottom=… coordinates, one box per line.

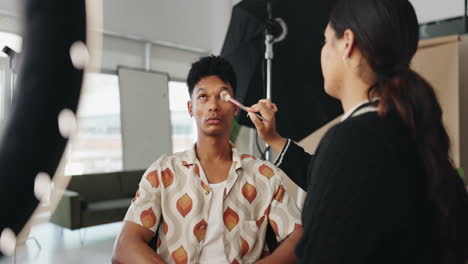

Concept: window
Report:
left=66, top=77, right=196, bottom=175
left=65, top=73, right=123, bottom=175
left=168, top=81, right=196, bottom=153
left=0, top=32, right=21, bottom=122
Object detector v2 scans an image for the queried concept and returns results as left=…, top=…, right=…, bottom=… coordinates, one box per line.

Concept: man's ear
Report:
left=187, top=100, right=193, bottom=117
left=233, top=105, right=239, bottom=116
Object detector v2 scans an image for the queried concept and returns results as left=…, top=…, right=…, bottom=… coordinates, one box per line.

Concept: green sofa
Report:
left=50, top=170, right=145, bottom=230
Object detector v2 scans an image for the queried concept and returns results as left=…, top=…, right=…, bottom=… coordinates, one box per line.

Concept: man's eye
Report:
left=198, top=95, right=206, bottom=99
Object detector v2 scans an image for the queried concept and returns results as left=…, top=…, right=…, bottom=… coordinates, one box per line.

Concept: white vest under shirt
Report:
left=199, top=181, right=229, bottom=264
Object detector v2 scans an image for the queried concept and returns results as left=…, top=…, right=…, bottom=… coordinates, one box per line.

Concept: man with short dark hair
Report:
left=112, top=56, right=302, bottom=264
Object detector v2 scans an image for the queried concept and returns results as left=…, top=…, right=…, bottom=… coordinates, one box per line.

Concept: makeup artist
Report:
left=248, top=0, right=468, bottom=263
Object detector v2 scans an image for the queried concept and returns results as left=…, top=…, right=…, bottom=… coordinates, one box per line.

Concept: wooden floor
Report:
left=0, top=222, right=122, bottom=264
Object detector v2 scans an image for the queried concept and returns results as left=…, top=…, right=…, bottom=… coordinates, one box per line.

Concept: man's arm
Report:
left=112, top=161, right=165, bottom=264
left=256, top=226, right=303, bottom=264
left=112, top=221, right=165, bottom=264
left=259, top=167, right=303, bottom=264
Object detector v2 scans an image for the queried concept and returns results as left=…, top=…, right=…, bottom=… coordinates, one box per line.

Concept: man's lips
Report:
left=206, top=117, right=222, bottom=125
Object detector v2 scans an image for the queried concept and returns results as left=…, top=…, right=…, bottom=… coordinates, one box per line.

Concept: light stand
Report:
left=264, top=1, right=287, bottom=161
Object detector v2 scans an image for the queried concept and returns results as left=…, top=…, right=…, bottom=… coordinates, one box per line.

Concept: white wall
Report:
left=101, top=0, right=233, bottom=54
left=102, top=0, right=213, bottom=53
left=209, top=0, right=233, bottom=54
left=0, top=0, right=227, bottom=53
left=410, top=0, right=465, bottom=24
left=0, top=0, right=19, bottom=34
left=0, top=0, right=234, bottom=79
left=0, top=0, right=17, bottom=15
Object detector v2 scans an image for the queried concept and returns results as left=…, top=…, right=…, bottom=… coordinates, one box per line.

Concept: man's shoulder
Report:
left=147, top=149, right=192, bottom=171
left=238, top=152, right=284, bottom=181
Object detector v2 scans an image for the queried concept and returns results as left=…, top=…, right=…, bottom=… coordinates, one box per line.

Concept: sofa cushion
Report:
left=67, top=172, right=123, bottom=202
left=86, top=198, right=132, bottom=211
left=119, top=170, right=145, bottom=197
left=81, top=198, right=133, bottom=228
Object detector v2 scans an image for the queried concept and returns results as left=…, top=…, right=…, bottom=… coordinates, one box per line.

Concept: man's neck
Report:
left=195, top=135, right=232, bottom=163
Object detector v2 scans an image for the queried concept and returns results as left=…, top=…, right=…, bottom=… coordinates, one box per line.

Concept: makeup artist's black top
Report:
left=275, top=108, right=438, bottom=263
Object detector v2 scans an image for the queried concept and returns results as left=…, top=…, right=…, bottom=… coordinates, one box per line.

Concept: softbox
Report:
left=221, top=0, right=342, bottom=141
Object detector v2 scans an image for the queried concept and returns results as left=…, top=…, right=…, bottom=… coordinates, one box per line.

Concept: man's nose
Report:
left=208, top=96, right=221, bottom=111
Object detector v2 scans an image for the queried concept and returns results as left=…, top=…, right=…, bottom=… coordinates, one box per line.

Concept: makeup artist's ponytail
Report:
left=374, top=67, right=468, bottom=263
left=330, top=0, right=468, bottom=262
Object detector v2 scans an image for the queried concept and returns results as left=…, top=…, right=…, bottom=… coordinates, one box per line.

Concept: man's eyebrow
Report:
left=195, top=87, right=205, bottom=93
left=221, top=86, right=229, bottom=91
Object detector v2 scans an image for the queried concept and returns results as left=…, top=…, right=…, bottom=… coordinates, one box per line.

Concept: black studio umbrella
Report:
left=221, top=0, right=343, bottom=141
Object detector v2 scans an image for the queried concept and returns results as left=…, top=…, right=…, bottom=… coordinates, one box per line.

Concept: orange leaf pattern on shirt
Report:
left=146, top=170, right=159, bottom=188
left=240, top=237, right=250, bottom=257
left=274, top=184, right=285, bottom=203
left=241, top=182, right=257, bottom=204
left=193, top=164, right=200, bottom=177
left=163, top=219, right=168, bottom=235
left=161, top=168, right=174, bottom=188
left=172, top=246, right=188, bottom=264
left=193, top=219, right=208, bottom=242
left=269, top=219, right=279, bottom=236
left=200, top=181, right=210, bottom=193
left=241, top=154, right=257, bottom=160
left=140, top=208, right=157, bottom=229
left=259, top=164, right=274, bottom=179
left=256, top=216, right=265, bottom=227
left=176, top=193, right=193, bottom=218
left=224, top=207, right=239, bottom=231
left=264, top=206, right=271, bottom=216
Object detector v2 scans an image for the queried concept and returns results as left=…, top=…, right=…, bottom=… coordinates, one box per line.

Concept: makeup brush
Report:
left=220, top=91, right=268, bottom=122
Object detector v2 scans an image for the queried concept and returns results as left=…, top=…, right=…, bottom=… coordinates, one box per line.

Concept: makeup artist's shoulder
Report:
left=325, top=113, right=382, bottom=142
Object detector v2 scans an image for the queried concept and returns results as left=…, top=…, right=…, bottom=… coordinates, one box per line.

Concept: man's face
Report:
left=188, top=75, right=238, bottom=138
